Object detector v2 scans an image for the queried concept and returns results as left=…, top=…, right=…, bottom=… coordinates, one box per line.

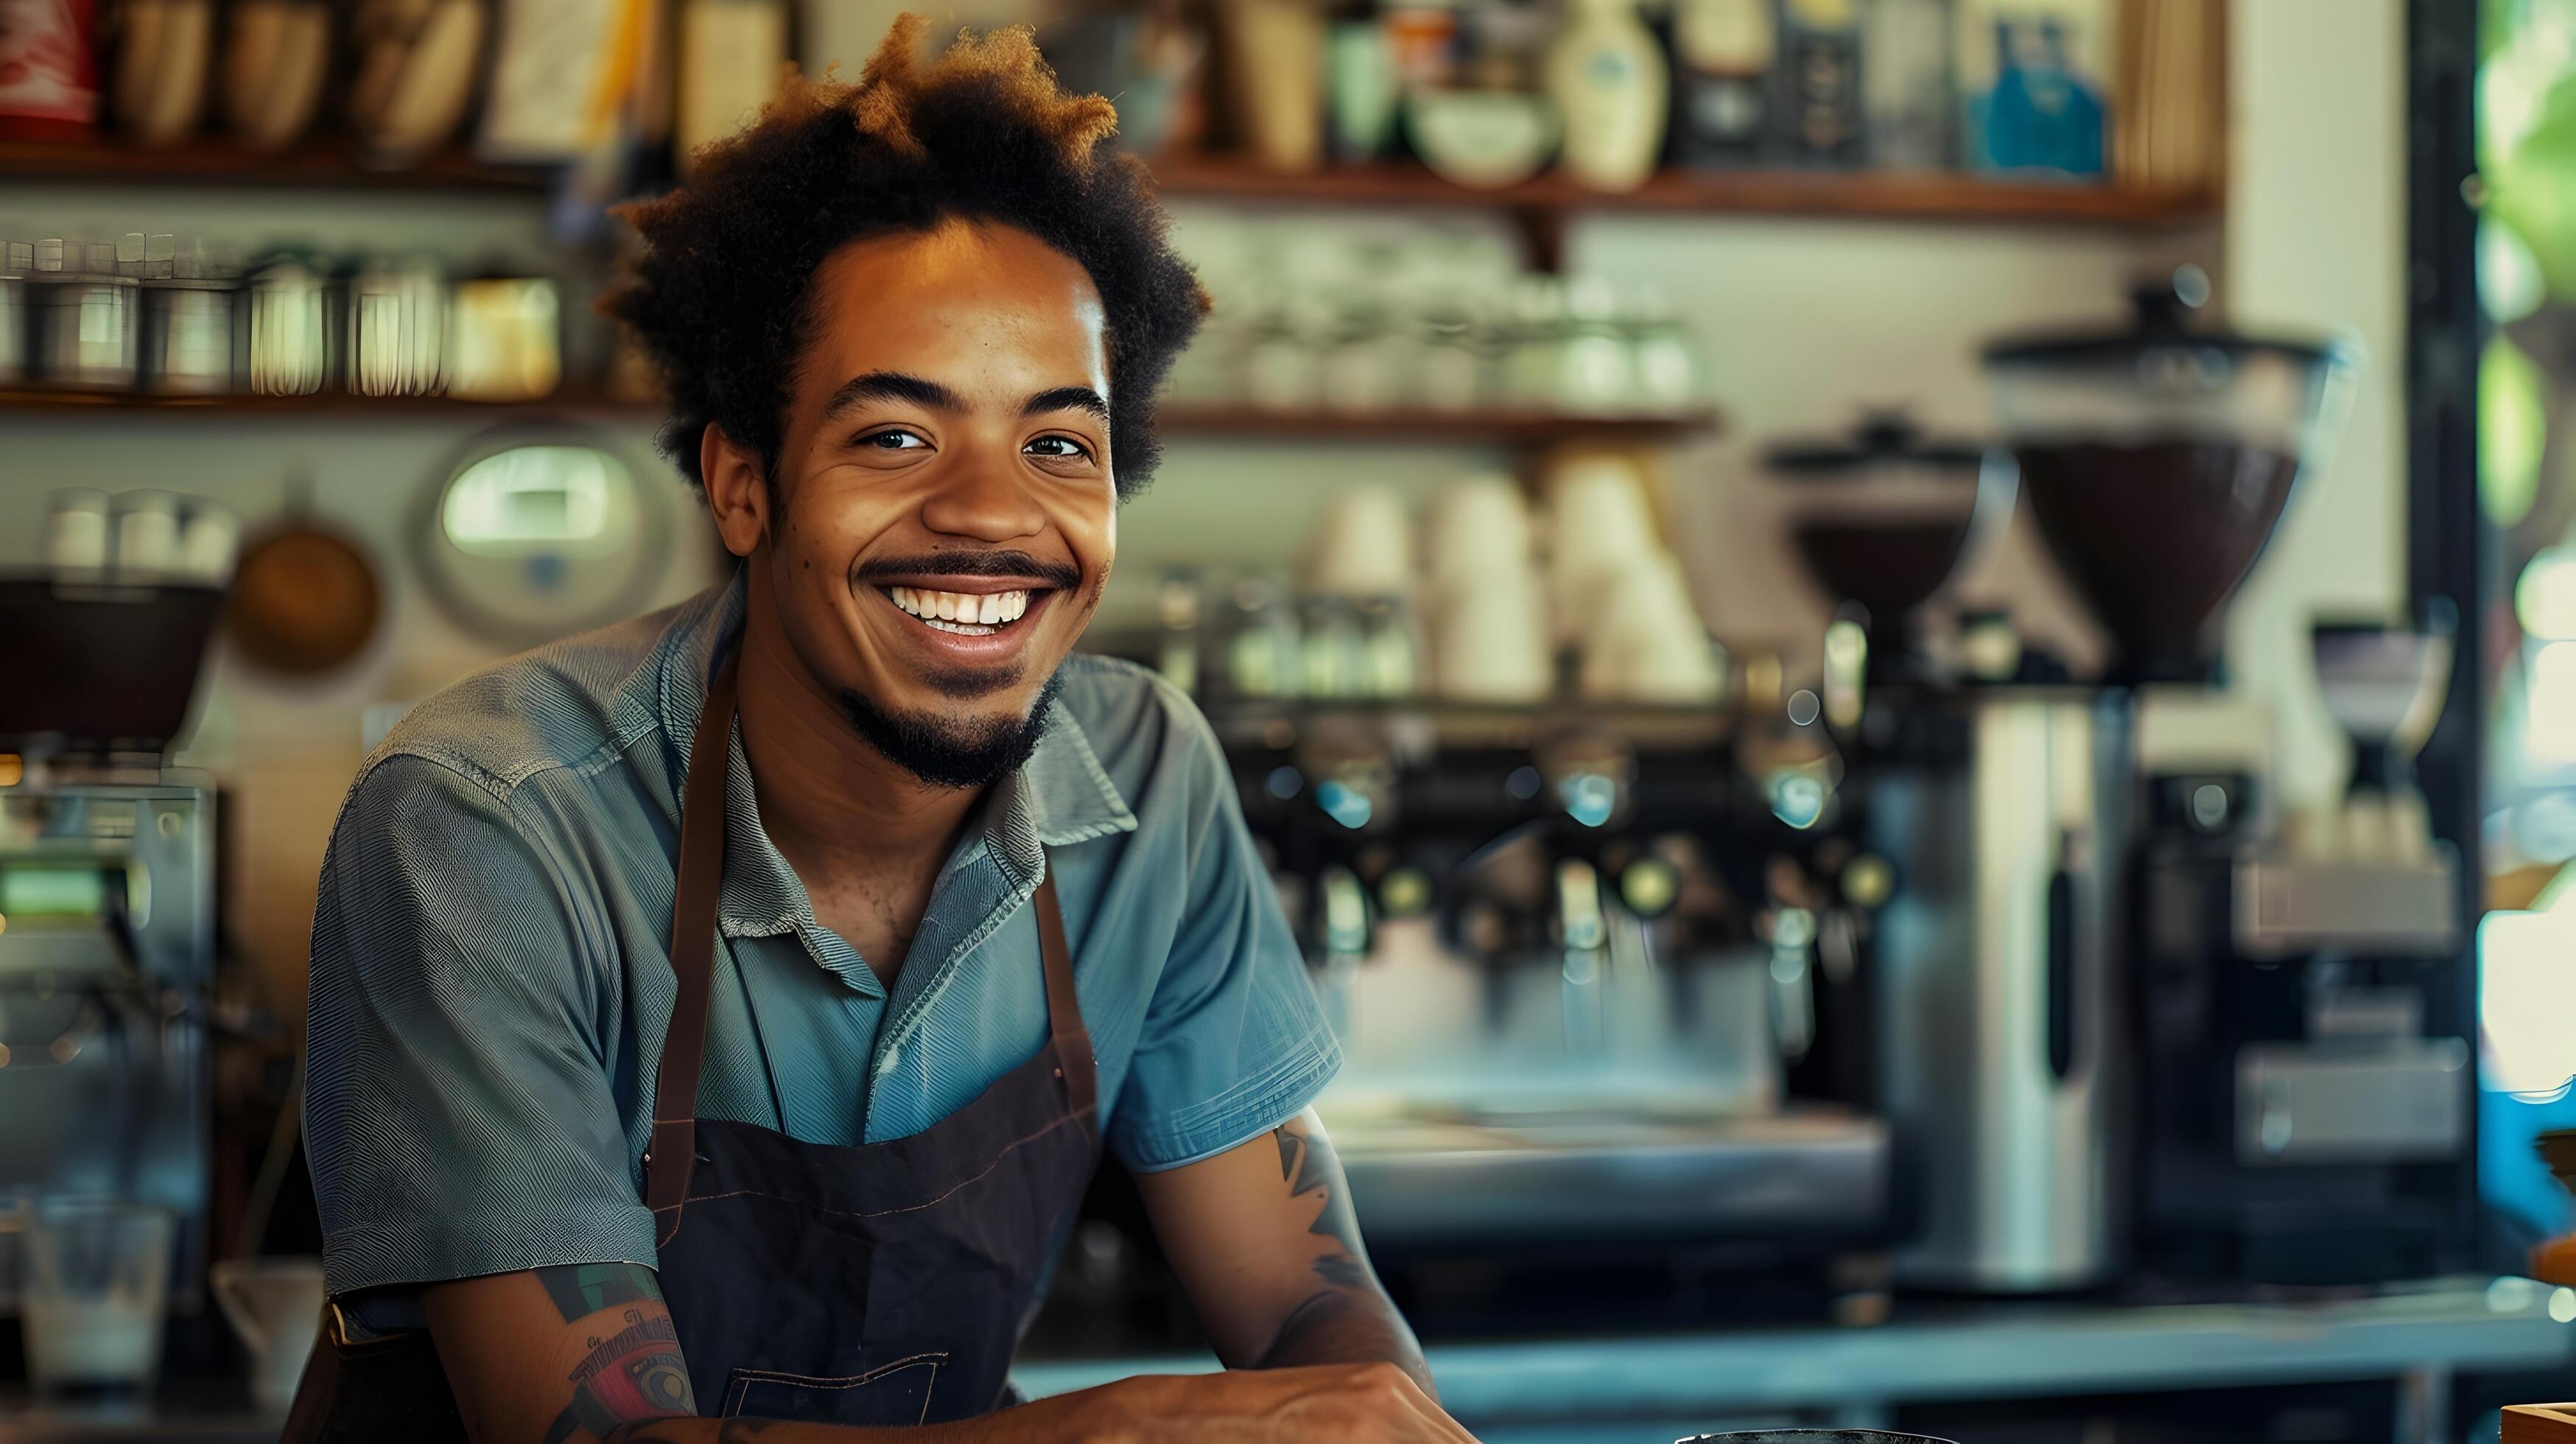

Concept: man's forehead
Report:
left=807, top=221, right=1107, bottom=367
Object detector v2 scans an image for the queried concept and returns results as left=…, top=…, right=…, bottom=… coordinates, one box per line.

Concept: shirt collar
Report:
left=655, top=572, right=1138, bottom=944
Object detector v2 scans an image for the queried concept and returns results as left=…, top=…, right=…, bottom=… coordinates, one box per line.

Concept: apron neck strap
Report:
left=1031, top=874, right=1095, bottom=1126
left=648, top=653, right=738, bottom=1242
left=647, top=656, right=1098, bottom=1242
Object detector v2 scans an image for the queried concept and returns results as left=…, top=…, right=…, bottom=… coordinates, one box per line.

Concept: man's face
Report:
left=715, top=219, right=1117, bottom=783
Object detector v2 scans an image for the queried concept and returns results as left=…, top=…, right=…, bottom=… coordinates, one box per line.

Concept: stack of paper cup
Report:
left=1302, top=486, right=1415, bottom=600
left=1421, top=475, right=1552, bottom=702
left=1534, top=455, right=1724, bottom=704
left=1543, top=455, right=1661, bottom=645
left=1580, top=555, right=1723, bottom=704
left=1422, top=474, right=1533, bottom=593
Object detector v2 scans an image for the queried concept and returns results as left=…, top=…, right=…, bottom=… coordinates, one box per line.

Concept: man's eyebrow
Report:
left=1021, top=385, right=1110, bottom=423
left=821, top=371, right=966, bottom=422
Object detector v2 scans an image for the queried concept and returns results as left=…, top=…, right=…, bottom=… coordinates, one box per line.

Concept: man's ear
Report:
left=701, top=423, right=771, bottom=559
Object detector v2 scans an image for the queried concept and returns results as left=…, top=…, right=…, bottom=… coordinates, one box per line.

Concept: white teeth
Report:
left=886, top=586, right=1036, bottom=631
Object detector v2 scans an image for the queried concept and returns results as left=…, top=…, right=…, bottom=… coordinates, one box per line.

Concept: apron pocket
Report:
left=719, top=1353, right=944, bottom=1425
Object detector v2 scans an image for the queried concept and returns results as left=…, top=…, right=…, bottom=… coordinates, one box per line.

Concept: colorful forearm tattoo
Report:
left=538, top=1264, right=697, bottom=1444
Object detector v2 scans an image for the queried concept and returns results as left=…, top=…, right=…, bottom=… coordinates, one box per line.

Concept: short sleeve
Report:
left=1108, top=709, right=1341, bottom=1172
left=304, top=755, right=654, bottom=1297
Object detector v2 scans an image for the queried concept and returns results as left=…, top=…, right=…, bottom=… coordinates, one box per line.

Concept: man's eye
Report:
left=861, top=429, right=928, bottom=451
left=1025, top=436, right=1092, bottom=460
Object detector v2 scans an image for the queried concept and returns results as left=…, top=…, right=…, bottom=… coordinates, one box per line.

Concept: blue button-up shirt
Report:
left=305, top=577, right=1338, bottom=1299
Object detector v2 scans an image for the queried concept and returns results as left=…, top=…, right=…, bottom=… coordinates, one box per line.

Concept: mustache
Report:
left=852, top=551, right=1081, bottom=590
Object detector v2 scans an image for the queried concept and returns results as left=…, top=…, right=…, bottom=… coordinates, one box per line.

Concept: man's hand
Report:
left=1066, top=1364, right=1475, bottom=1442
left=1132, top=1110, right=1443, bottom=1397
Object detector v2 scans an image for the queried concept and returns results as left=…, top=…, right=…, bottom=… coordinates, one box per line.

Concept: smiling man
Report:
left=290, top=21, right=1470, bottom=1444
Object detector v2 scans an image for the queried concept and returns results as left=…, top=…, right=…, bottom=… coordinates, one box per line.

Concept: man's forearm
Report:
left=1241, top=1121, right=1436, bottom=1397
left=597, top=1389, right=1109, bottom=1443
left=1251, top=1285, right=1434, bottom=1397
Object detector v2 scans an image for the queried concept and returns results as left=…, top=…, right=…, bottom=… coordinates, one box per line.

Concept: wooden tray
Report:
left=2506, top=1404, right=2576, bottom=1443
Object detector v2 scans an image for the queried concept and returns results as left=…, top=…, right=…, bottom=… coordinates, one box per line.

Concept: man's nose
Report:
left=919, top=455, right=1046, bottom=542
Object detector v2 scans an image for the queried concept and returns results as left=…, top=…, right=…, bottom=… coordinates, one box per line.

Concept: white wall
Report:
left=2219, top=0, right=2411, bottom=805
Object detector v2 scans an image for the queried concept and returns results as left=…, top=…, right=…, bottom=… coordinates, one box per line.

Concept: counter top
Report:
left=4, top=1279, right=2565, bottom=1440
left=1011, top=1277, right=2576, bottom=1420
left=0, top=1389, right=278, bottom=1444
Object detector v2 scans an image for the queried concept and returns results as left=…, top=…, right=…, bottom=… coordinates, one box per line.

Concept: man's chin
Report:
left=915, top=658, right=1028, bottom=703
left=836, top=671, right=1062, bottom=791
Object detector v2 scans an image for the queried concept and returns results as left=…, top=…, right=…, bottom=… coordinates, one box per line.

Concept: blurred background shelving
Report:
left=24, top=0, right=2567, bottom=1440
left=0, top=389, right=1723, bottom=446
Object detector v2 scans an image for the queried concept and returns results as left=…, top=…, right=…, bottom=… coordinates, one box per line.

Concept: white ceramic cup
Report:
left=113, top=490, right=183, bottom=576
left=45, top=488, right=112, bottom=572
left=1422, top=474, right=1534, bottom=592
left=210, top=1256, right=326, bottom=1414
left=1432, top=569, right=1554, bottom=701
left=1304, top=487, right=1417, bottom=599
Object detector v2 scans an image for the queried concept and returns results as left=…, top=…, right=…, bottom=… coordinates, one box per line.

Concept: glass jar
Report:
left=1321, top=301, right=1414, bottom=414
left=1222, top=575, right=1303, bottom=698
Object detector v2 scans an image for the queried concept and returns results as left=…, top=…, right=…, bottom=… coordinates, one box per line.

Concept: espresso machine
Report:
left=1037, top=684, right=1895, bottom=1338
left=1249, top=709, right=1893, bottom=1265
left=0, top=569, right=229, bottom=1314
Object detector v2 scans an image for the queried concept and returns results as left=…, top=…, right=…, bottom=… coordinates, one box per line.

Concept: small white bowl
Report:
left=1407, top=89, right=1559, bottom=190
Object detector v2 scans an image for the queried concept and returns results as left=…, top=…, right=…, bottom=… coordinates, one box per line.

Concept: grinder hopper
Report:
left=1982, top=270, right=2356, bottom=684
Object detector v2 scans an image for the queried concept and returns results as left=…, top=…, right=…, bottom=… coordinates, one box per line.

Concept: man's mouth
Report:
left=882, top=585, right=1043, bottom=637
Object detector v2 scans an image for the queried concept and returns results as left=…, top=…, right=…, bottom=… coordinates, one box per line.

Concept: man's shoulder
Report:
left=1052, top=653, right=1229, bottom=813
left=361, top=600, right=698, bottom=806
left=1056, top=652, right=1214, bottom=753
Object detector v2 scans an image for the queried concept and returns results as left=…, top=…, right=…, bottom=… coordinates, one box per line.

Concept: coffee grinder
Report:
left=2129, top=609, right=2468, bottom=1286
left=1804, top=273, right=2354, bottom=1294
left=1766, top=401, right=2141, bottom=1294
left=1977, top=271, right=2413, bottom=1290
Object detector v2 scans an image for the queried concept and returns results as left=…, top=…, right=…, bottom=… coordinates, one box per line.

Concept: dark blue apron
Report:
left=644, top=655, right=1103, bottom=1424
left=283, top=653, right=1101, bottom=1437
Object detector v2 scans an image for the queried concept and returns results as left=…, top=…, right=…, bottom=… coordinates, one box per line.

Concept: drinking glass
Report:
left=22, top=1198, right=175, bottom=1400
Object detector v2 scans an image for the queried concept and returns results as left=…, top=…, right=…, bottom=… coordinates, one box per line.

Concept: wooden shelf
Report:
left=0, top=388, right=639, bottom=416
left=1202, top=695, right=1737, bottom=751
left=1148, top=154, right=2219, bottom=228
left=0, top=390, right=1716, bottom=446
left=0, top=139, right=2215, bottom=229
left=1158, top=404, right=1718, bottom=446
left=0, top=137, right=555, bottom=191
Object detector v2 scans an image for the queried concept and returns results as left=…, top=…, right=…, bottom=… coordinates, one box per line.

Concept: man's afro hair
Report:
left=603, top=15, right=1210, bottom=500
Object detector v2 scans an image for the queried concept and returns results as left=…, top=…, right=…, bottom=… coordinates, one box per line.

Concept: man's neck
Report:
left=729, top=592, right=984, bottom=889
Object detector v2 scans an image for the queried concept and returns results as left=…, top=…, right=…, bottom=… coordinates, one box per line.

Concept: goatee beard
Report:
left=837, top=670, right=1064, bottom=790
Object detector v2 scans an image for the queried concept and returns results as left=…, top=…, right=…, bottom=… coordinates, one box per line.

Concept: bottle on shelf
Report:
left=1861, top=0, right=1956, bottom=171
left=1770, top=0, right=1864, bottom=169
left=1665, top=0, right=1774, bottom=169
left=1545, top=0, right=1668, bottom=192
